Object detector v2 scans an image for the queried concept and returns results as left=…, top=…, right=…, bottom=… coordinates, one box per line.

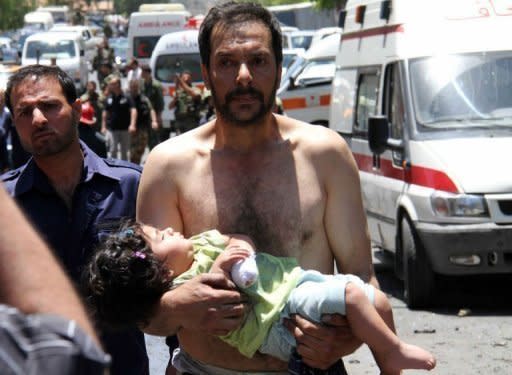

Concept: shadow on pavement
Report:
left=373, top=249, right=512, bottom=313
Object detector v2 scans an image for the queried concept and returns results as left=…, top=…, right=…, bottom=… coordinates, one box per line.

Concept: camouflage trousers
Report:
left=130, top=129, right=149, bottom=165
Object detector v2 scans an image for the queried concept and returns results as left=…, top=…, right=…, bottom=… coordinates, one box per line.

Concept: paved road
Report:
left=144, top=250, right=512, bottom=374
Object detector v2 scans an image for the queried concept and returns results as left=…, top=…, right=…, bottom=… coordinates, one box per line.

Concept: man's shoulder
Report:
left=102, top=158, right=142, bottom=176
left=280, top=116, right=340, bottom=140
left=1, top=166, right=25, bottom=184
left=151, top=80, right=163, bottom=89
left=279, top=116, right=349, bottom=155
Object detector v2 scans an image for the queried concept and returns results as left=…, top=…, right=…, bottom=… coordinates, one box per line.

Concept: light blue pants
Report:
left=259, top=270, right=375, bottom=361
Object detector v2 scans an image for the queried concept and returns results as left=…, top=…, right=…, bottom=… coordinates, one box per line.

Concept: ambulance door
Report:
left=372, top=62, right=408, bottom=253
left=351, top=67, right=380, bottom=246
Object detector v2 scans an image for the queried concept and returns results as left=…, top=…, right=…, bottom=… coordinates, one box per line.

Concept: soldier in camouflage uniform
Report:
left=140, top=64, right=165, bottom=148
left=168, top=70, right=202, bottom=134
left=128, top=79, right=158, bottom=165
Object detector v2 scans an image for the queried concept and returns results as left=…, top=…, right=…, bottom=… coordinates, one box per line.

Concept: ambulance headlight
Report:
left=431, top=192, right=489, bottom=217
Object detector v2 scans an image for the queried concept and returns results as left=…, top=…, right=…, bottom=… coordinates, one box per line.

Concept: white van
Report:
left=127, top=10, right=190, bottom=67
left=138, top=3, right=186, bottom=12
left=278, top=32, right=340, bottom=126
left=150, top=29, right=204, bottom=129
left=24, top=11, right=54, bottom=31
left=330, top=0, right=512, bottom=308
left=50, top=25, right=102, bottom=67
left=36, top=5, right=71, bottom=25
left=22, top=31, right=88, bottom=93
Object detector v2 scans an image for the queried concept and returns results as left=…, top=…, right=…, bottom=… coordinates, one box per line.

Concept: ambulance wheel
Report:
left=401, top=216, right=435, bottom=309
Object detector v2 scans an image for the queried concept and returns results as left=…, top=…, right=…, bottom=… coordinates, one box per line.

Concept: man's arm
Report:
left=101, top=109, right=107, bottom=134
left=286, top=127, right=378, bottom=369
left=128, top=107, right=137, bottom=134
left=0, top=185, right=101, bottom=347
left=324, top=131, right=377, bottom=284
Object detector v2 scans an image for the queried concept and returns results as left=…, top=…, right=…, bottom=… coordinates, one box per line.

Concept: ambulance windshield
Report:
left=410, top=52, right=512, bottom=131
left=154, top=53, right=202, bottom=83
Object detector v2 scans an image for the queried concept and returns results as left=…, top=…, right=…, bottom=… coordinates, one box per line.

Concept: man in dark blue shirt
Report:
left=102, top=75, right=136, bottom=161
left=1, top=64, right=149, bottom=375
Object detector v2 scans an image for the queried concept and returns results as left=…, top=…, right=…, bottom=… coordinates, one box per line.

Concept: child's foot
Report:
left=377, top=341, right=436, bottom=375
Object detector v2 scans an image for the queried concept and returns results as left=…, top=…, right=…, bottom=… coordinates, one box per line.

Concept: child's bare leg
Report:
left=345, top=283, right=436, bottom=374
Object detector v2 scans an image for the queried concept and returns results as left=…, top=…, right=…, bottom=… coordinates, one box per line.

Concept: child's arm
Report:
left=211, top=234, right=259, bottom=288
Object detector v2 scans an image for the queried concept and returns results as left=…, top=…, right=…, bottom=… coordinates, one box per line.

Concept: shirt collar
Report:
left=13, top=141, right=119, bottom=196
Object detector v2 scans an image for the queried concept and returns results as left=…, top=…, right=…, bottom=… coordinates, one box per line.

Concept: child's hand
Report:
left=210, top=246, right=251, bottom=276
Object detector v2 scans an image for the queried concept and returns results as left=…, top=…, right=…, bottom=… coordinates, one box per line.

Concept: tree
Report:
left=315, top=0, right=347, bottom=11
left=0, top=0, right=31, bottom=31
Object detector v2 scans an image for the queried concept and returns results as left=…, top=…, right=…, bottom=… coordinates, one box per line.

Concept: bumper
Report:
left=416, top=221, right=512, bottom=276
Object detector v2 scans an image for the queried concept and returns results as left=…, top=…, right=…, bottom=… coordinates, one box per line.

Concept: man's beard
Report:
left=22, top=116, right=79, bottom=157
left=211, top=78, right=279, bottom=127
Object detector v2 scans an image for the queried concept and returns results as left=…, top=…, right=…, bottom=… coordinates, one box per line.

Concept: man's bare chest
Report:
left=180, top=148, right=324, bottom=256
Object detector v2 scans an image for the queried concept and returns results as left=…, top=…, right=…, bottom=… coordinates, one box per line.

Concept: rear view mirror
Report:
left=368, top=115, right=389, bottom=155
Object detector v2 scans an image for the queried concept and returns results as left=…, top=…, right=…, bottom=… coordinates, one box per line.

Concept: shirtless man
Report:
left=137, top=1, right=378, bottom=373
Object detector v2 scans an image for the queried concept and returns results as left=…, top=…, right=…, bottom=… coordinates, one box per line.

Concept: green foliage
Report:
left=314, top=0, right=347, bottom=10
left=114, top=0, right=165, bottom=15
left=0, top=0, right=32, bottom=31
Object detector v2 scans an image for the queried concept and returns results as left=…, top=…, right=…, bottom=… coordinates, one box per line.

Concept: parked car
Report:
left=22, top=31, right=88, bottom=93
left=282, top=30, right=315, bottom=50
left=51, top=25, right=103, bottom=67
left=282, top=48, right=305, bottom=78
left=15, top=26, right=41, bottom=53
left=0, top=37, right=19, bottom=64
left=277, top=33, right=339, bottom=126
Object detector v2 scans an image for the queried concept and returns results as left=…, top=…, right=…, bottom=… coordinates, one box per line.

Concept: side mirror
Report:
left=288, top=76, right=296, bottom=89
left=368, top=115, right=404, bottom=154
left=80, top=49, right=85, bottom=57
left=368, top=115, right=389, bottom=155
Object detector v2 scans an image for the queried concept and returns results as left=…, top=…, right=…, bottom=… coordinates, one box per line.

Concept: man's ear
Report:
left=72, top=99, right=82, bottom=120
left=200, top=64, right=211, bottom=90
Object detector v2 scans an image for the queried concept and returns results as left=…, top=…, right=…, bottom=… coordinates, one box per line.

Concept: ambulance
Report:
left=150, top=29, right=204, bottom=131
left=278, top=32, right=340, bottom=126
left=330, top=0, right=512, bottom=307
left=127, top=9, right=190, bottom=67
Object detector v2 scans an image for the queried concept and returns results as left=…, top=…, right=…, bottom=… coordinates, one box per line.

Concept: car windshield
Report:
left=291, top=34, right=313, bottom=50
left=26, top=39, right=76, bottom=59
left=295, top=58, right=335, bottom=85
left=154, top=53, right=202, bottom=83
left=409, top=52, right=512, bottom=132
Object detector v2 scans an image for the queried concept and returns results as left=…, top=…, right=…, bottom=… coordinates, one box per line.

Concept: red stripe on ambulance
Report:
left=342, top=24, right=405, bottom=41
left=352, top=153, right=458, bottom=193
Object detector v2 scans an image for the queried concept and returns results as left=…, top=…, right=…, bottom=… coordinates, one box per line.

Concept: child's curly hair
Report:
left=83, top=221, right=174, bottom=330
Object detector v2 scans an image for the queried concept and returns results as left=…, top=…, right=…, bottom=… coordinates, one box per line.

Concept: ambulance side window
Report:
left=354, top=73, right=379, bottom=135
left=383, top=63, right=405, bottom=165
left=383, top=63, right=405, bottom=140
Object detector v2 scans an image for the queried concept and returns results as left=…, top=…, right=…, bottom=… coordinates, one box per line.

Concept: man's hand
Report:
left=146, top=273, right=247, bottom=337
left=283, top=314, right=361, bottom=369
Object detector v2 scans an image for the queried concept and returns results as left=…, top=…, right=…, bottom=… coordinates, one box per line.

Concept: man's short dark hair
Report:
left=198, top=1, right=283, bottom=69
left=5, top=65, right=77, bottom=113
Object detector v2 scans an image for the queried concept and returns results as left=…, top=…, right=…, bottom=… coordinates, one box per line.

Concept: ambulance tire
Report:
left=401, top=216, right=435, bottom=309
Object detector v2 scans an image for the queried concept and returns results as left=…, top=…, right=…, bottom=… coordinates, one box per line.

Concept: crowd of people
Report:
left=0, top=2, right=436, bottom=375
